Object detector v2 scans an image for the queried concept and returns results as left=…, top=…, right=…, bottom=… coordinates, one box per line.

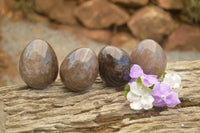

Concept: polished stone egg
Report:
left=60, top=48, right=99, bottom=91
left=19, top=39, right=58, bottom=89
left=98, top=46, right=131, bottom=87
left=130, top=39, right=167, bottom=78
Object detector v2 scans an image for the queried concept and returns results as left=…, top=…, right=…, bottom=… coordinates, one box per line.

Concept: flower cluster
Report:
left=124, top=64, right=182, bottom=110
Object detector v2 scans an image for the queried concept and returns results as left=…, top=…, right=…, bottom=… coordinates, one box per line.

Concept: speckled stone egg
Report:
left=130, top=39, right=167, bottom=78
left=98, top=46, right=131, bottom=87
left=19, top=39, right=58, bottom=89
left=60, top=48, right=99, bottom=91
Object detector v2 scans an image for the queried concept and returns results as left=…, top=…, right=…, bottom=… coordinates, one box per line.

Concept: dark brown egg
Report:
left=19, top=39, right=58, bottom=89
left=130, top=39, right=167, bottom=77
left=98, top=46, right=131, bottom=87
left=60, top=48, right=99, bottom=91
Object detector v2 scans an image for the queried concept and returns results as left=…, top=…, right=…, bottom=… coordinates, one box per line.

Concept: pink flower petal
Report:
left=129, top=64, right=144, bottom=79
left=153, top=96, right=166, bottom=107
left=165, top=92, right=181, bottom=107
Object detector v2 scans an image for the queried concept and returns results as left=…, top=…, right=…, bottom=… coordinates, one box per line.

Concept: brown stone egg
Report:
left=19, top=39, right=58, bottom=89
left=130, top=39, right=167, bottom=78
left=98, top=46, right=131, bottom=87
left=60, top=48, right=99, bottom=91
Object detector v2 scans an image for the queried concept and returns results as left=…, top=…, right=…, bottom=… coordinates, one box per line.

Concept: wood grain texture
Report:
left=0, top=60, right=200, bottom=133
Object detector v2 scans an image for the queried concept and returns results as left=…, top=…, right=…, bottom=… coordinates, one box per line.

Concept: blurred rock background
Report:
left=0, top=0, right=200, bottom=86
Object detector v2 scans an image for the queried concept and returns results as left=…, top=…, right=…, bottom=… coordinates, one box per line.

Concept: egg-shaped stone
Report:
left=130, top=39, right=167, bottom=78
left=19, top=39, right=58, bottom=89
left=60, top=48, right=99, bottom=91
left=98, top=46, right=131, bottom=87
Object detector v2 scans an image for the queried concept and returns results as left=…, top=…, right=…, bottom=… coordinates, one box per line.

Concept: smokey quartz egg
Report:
left=60, top=48, right=99, bottom=91
left=19, top=39, right=58, bottom=89
left=130, top=39, right=167, bottom=78
left=98, top=46, right=131, bottom=87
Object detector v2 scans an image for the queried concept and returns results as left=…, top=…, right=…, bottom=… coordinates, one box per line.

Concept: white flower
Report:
left=162, top=73, right=182, bottom=93
left=127, top=82, right=154, bottom=110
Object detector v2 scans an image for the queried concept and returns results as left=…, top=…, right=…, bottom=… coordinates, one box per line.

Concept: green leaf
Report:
left=149, top=84, right=154, bottom=90
left=137, top=77, right=146, bottom=87
left=163, top=72, right=167, bottom=78
left=124, top=84, right=130, bottom=97
left=137, top=77, right=142, bottom=84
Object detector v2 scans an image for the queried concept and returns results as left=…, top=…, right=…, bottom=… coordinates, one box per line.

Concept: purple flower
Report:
left=129, top=64, right=158, bottom=87
left=152, top=82, right=181, bottom=107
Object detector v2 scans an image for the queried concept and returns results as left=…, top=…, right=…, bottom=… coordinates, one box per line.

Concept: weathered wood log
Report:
left=0, top=60, right=200, bottom=133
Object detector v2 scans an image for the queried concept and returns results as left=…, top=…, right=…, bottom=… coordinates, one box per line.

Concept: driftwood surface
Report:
left=0, top=60, right=200, bottom=133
